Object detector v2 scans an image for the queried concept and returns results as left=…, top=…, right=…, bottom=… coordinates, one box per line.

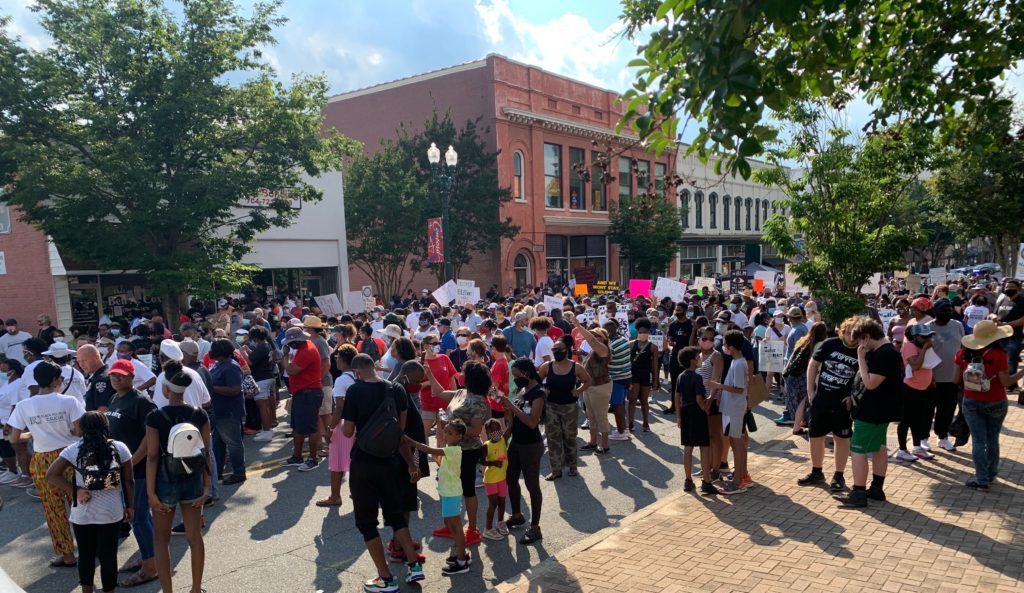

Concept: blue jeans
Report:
left=205, top=408, right=220, bottom=498
left=1005, top=336, right=1023, bottom=376
left=962, top=398, right=1008, bottom=485
left=212, top=413, right=246, bottom=476
left=132, top=476, right=154, bottom=560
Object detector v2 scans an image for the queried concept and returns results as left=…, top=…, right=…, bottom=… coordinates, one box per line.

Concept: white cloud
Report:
left=367, top=51, right=382, bottom=66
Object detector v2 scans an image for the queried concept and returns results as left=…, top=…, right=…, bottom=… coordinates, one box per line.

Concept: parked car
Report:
left=973, top=263, right=1003, bottom=279
left=947, top=266, right=973, bottom=280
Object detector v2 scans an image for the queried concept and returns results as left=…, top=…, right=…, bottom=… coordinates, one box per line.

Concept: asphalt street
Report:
left=1, top=391, right=795, bottom=593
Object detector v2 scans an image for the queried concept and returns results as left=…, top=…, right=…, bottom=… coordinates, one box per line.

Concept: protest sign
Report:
left=694, top=276, right=716, bottom=291
left=650, top=335, right=664, bottom=350
left=878, top=308, right=898, bottom=332
left=456, top=279, right=475, bottom=304
left=314, top=293, right=344, bottom=316
left=628, top=278, right=652, bottom=299
left=785, top=264, right=808, bottom=294
left=754, top=270, right=775, bottom=287
left=753, top=279, right=765, bottom=292
left=758, top=340, right=785, bottom=373
left=544, top=295, right=564, bottom=312
left=432, top=280, right=457, bottom=305
left=860, top=273, right=882, bottom=295
left=575, top=284, right=589, bottom=296
left=928, top=267, right=946, bottom=286
left=653, top=277, right=686, bottom=302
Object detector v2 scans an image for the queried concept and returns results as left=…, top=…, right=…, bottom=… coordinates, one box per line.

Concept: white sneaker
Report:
left=894, top=449, right=918, bottom=462
left=580, top=419, right=590, bottom=429
left=912, top=446, right=935, bottom=460
left=919, top=439, right=932, bottom=451
left=938, top=438, right=956, bottom=451
left=9, top=475, right=33, bottom=487
left=0, top=471, right=21, bottom=485
left=253, top=430, right=274, bottom=442
left=608, top=431, right=630, bottom=441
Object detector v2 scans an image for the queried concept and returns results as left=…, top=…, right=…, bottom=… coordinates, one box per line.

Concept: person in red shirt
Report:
left=489, top=335, right=511, bottom=419
left=419, top=334, right=456, bottom=447
left=280, top=327, right=324, bottom=470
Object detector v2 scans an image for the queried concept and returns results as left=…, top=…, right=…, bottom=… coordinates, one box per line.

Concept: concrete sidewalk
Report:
left=492, top=406, right=1024, bottom=593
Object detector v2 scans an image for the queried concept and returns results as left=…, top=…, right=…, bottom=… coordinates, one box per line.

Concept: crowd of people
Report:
left=1, top=271, right=1022, bottom=593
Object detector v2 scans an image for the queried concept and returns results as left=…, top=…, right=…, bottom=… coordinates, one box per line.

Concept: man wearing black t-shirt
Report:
left=799, top=318, right=860, bottom=492
left=996, top=279, right=1024, bottom=398
left=341, top=354, right=424, bottom=590
left=666, top=304, right=695, bottom=413
left=836, top=318, right=902, bottom=507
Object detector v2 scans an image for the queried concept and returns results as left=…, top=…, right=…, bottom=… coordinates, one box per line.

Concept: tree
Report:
left=759, top=99, right=930, bottom=324
left=618, top=0, right=1023, bottom=178
left=608, top=192, right=683, bottom=279
left=928, top=96, right=1024, bottom=278
left=344, top=143, right=429, bottom=301
left=0, top=0, right=359, bottom=326
left=396, top=110, right=518, bottom=283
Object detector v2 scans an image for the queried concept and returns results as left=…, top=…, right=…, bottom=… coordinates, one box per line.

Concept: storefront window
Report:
left=0, top=204, right=10, bottom=234
left=569, top=147, right=586, bottom=210
left=546, top=234, right=607, bottom=286
left=591, top=151, right=607, bottom=211
left=618, top=157, right=632, bottom=206
left=544, top=143, right=562, bottom=208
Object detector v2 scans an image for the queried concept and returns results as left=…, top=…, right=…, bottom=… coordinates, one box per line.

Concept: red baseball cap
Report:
left=910, top=297, right=933, bottom=312
left=108, top=359, right=136, bottom=376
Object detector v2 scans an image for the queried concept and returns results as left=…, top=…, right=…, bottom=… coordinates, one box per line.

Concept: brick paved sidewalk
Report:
left=492, top=405, right=1024, bottom=593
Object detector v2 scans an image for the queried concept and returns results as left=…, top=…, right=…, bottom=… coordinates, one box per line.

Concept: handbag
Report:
left=948, top=411, right=970, bottom=447
left=743, top=409, right=758, bottom=433
left=241, top=375, right=260, bottom=400
left=747, top=375, right=770, bottom=408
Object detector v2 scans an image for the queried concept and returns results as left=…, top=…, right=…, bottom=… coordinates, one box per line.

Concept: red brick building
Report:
left=0, top=204, right=65, bottom=328
left=325, top=53, right=677, bottom=295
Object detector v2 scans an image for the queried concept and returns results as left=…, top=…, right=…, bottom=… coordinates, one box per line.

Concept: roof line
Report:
left=327, top=58, right=488, bottom=103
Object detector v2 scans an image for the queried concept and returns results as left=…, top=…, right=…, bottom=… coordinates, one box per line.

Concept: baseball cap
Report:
left=159, top=340, right=184, bottom=362
left=910, top=297, right=933, bottom=312
left=514, top=312, right=529, bottom=323
left=288, top=317, right=303, bottom=327
left=217, top=299, right=229, bottom=309
left=178, top=339, right=200, bottom=358
left=108, top=359, right=136, bottom=376
left=438, top=318, right=452, bottom=327
left=787, top=306, right=804, bottom=318
left=283, top=327, right=310, bottom=346
left=715, top=311, right=732, bottom=323
left=908, top=324, right=935, bottom=337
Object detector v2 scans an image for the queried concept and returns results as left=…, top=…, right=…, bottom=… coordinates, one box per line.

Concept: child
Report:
left=403, top=419, right=471, bottom=576
left=709, top=330, right=751, bottom=494
left=675, top=347, right=718, bottom=495
left=318, top=344, right=357, bottom=507
left=480, top=418, right=508, bottom=539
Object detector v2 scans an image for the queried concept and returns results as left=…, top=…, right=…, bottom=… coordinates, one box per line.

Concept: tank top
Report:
left=697, top=351, right=715, bottom=393
left=631, top=341, right=654, bottom=376
left=584, top=350, right=610, bottom=386
left=544, top=361, right=578, bottom=405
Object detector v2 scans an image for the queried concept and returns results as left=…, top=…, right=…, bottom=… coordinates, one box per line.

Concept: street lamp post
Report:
left=427, top=142, right=458, bottom=283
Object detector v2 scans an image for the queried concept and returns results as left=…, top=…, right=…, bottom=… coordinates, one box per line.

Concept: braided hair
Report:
left=76, top=411, right=114, bottom=471
left=510, top=357, right=542, bottom=387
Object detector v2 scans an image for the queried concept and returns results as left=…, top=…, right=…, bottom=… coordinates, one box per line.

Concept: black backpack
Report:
left=355, top=381, right=404, bottom=459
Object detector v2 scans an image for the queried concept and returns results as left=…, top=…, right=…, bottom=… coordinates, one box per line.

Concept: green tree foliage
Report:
left=618, top=0, right=1023, bottom=178
left=759, top=99, right=930, bottom=324
left=928, top=96, right=1024, bottom=278
left=609, top=192, right=683, bottom=279
left=0, top=0, right=359, bottom=324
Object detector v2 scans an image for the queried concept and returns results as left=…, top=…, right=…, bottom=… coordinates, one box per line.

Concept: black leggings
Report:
left=73, top=521, right=121, bottom=592
left=898, top=385, right=935, bottom=450
left=507, top=441, right=543, bottom=527
left=932, top=382, right=958, bottom=439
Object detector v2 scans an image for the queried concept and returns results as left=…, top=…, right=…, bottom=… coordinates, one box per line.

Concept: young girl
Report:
left=46, top=411, right=134, bottom=593
left=318, top=344, right=357, bottom=507
left=675, top=347, right=718, bottom=495
left=480, top=418, right=508, bottom=540
left=403, top=420, right=471, bottom=576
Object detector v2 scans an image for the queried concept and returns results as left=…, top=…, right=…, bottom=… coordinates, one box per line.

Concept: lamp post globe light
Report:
left=427, top=142, right=458, bottom=283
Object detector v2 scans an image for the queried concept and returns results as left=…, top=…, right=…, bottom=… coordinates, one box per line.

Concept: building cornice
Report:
left=503, top=107, right=667, bottom=149
left=543, top=216, right=610, bottom=227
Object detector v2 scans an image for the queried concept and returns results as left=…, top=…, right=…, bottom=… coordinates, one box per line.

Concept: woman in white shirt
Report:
left=46, top=411, right=133, bottom=593
left=0, top=359, right=29, bottom=485
left=8, top=360, right=86, bottom=568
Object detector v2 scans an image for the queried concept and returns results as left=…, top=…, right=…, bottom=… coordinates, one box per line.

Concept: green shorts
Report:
left=850, top=420, right=889, bottom=454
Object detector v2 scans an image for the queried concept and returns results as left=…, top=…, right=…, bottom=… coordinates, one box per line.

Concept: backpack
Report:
left=355, top=381, right=404, bottom=459
left=241, top=375, right=260, bottom=399
left=79, top=442, right=122, bottom=491
left=963, top=353, right=992, bottom=393
left=360, top=337, right=381, bottom=362
left=160, top=408, right=208, bottom=477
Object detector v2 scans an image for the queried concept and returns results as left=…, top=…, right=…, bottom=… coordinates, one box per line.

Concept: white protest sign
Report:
left=754, top=271, right=776, bottom=288
left=650, top=334, right=665, bottom=350
left=432, top=280, right=457, bottom=305
left=721, top=280, right=731, bottom=293
left=345, top=291, right=363, bottom=313
left=579, top=308, right=595, bottom=324
left=314, top=293, right=344, bottom=316
left=361, top=285, right=373, bottom=299
left=758, top=340, right=785, bottom=373
left=544, top=295, right=564, bottom=312
left=928, top=267, right=946, bottom=286
left=878, top=308, right=898, bottom=332
left=785, top=264, right=808, bottom=295
left=860, top=272, right=882, bottom=295
left=363, top=297, right=377, bottom=311
left=1017, top=243, right=1024, bottom=281
left=694, top=276, right=716, bottom=291
left=456, top=279, right=475, bottom=304
left=469, top=287, right=480, bottom=305
left=653, top=277, right=686, bottom=302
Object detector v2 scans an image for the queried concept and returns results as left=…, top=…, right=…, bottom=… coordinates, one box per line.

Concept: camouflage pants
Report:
left=545, top=401, right=579, bottom=472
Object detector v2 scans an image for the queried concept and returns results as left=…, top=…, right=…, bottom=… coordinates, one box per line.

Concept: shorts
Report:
left=459, top=447, right=482, bottom=497
left=327, top=424, right=354, bottom=472
left=484, top=481, right=508, bottom=497
left=440, top=495, right=463, bottom=518
left=155, top=470, right=204, bottom=506
left=319, top=386, right=333, bottom=416
left=290, top=388, right=323, bottom=435
left=722, top=414, right=746, bottom=439
left=350, top=456, right=407, bottom=541
left=0, top=437, right=14, bottom=458
left=255, top=379, right=274, bottom=401
left=808, top=397, right=853, bottom=439
left=850, top=420, right=889, bottom=454
left=630, top=371, right=652, bottom=387
left=610, top=379, right=630, bottom=405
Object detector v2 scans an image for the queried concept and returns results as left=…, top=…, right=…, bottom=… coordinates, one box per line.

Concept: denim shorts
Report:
left=610, top=380, right=630, bottom=405
left=155, top=470, right=204, bottom=506
left=291, top=388, right=324, bottom=435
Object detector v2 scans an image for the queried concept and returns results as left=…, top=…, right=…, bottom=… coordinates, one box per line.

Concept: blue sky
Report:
left=5, top=0, right=1023, bottom=142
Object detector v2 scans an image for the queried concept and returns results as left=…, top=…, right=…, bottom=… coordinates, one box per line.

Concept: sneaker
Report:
left=834, top=489, right=868, bottom=508
left=911, top=446, right=934, bottom=460
left=965, top=479, right=990, bottom=492
left=280, top=457, right=305, bottom=467
left=25, top=486, right=40, bottom=499
left=580, top=419, right=590, bottom=429
left=464, top=528, right=482, bottom=546
left=222, top=473, right=246, bottom=485
left=719, top=479, right=749, bottom=495
left=595, top=447, right=610, bottom=455
left=504, top=515, right=526, bottom=529
left=442, top=558, right=471, bottom=576
left=683, top=479, right=695, bottom=492
left=894, top=449, right=918, bottom=462
left=243, top=427, right=258, bottom=436
left=773, top=415, right=794, bottom=426
left=866, top=486, right=886, bottom=502
left=432, top=525, right=452, bottom=538
left=797, top=472, right=826, bottom=486
left=297, top=458, right=321, bottom=472
left=171, top=523, right=186, bottom=535
left=700, top=481, right=720, bottom=495
left=254, top=430, right=274, bottom=442
left=0, top=471, right=21, bottom=485
left=364, top=575, right=399, bottom=592
left=580, top=443, right=598, bottom=451
left=608, top=430, right=630, bottom=441
left=918, top=439, right=932, bottom=451
left=482, top=528, right=503, bottom=540
left=405, top=562, right=425, bottom=584
left=496, top=521, right=509, bottom=536
left=829, top=475, right=847, bottom=492
left=937, top=438, right=955, bottom=451
left=648, top=396, right=658, bottom=404
left=519, top=526, right=543, bottom=545
left=9, top=475, right=33, bottom=488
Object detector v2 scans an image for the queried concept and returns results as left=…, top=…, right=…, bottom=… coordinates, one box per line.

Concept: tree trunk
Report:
left=163, top=291, right=182, bottom=332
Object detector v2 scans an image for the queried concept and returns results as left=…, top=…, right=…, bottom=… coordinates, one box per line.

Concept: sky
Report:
left=4, top=0, right=1023, bottom=144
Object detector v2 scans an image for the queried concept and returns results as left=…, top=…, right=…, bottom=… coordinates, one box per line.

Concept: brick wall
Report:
left=0, top=206, right=57, bottom=328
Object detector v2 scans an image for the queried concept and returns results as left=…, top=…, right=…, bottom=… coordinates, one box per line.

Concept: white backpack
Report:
left=161, top=409, right=207, bottom=477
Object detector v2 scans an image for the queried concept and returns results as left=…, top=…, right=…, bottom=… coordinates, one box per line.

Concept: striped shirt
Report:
left=609, top=337, right=631, bottom=380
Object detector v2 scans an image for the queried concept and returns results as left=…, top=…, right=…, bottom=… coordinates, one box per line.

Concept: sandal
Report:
left=119, top=561, right=142, bottom=574
left=519, top=527, right=543, bottom=545
left=568, top=467, right=578, bottom=477
left=580, top=443, right=598, bottom=451
left=121, top=569, right=158, bottom=588
left=315, top=497, right=343, bottom=507
left=642, top=425, right=651, bottom=433
left=544, top=471, right=562, bottom=481
left=49, top=556, right=77, bottom=568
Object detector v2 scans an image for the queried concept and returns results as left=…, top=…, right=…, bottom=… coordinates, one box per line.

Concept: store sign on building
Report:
left=242, top=188, right=302, bottom=209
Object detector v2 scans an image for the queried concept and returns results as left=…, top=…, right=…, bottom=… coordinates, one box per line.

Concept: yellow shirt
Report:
left=437, top=445, right=463, bottom=497
left=483, top=438, right=507, bottom=484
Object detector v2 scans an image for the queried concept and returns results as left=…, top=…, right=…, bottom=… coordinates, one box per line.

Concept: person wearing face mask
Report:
left=694, top=327, right=726, bottom=475
left=728, top=297, right=749, bottom=329
left=628, top=319, right=660, bottom=432
left=963, top=291, right=991, bottom=330
left=356, top=323, right=386, bottom=363
left=414, top=313, right=438, bottom=342
left=501, top=312, right=537, bottom=360
left=501, top=358, right=546, bottom=544
left=907, top=296, right=934, bottom=328
left=923, top=299, right=965, bottom=452
left=449, top=328, right=473, bottom=372
left=0, top=318, right=32, bottom=365
left=539, top=335, right=592, bottom=479
left=418, top=335, right=457, bottom=448
left=0, top=360, right=31, bottom=488
left=995, top=279, right=1024, bottom=399
left=666, top=304, right=696, bottom=414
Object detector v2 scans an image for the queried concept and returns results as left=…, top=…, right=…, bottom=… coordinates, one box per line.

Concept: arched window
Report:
left=735, top=196, right=742, bottom=230
left=513, top=151, right=524, bottom=201
left=709, top=193, right=718, bottom=229
left=755, top=198, right=761, bottom=230
left=723, top=195, right=731, bottom=230
left=694, top=191, right=704, bottom=229
left=514, top=252, right=531, bottom=288
left=762, top=200, right=769, bottom=224
left=680, top=189, right=691, bottom=230
left=745, top=198, right=752, bottom=230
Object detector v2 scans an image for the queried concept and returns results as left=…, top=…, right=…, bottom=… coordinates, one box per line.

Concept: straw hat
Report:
left=961, top=320, right=1013, bottom=350
left=302, top=315, right=325, bottom=330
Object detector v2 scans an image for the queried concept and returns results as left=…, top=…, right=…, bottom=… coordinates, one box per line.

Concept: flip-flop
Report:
left=49, top=556, right=77, bottom=568
left=121, top=570, right=158, bottom=587
left=315, top=498, right=343, bottom=507
left=119, top=561, right=142, bottom=574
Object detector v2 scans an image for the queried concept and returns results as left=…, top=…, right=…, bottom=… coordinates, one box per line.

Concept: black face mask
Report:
left=553, top=349, right=568, bottom=362
left=1005, top=289, right=1019, bottom=298
left=935, top=311, right=953, bottom=323
left=513, top=377, right=529, bottom=390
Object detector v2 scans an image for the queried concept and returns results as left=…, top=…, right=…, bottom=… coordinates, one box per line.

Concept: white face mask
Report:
left=456, top=336, right=468, bottom=347
left=715, top=323, right=728, bottom=334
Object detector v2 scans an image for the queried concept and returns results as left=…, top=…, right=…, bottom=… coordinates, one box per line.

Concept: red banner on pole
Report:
left=427, top=217, right=444, bottom=264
